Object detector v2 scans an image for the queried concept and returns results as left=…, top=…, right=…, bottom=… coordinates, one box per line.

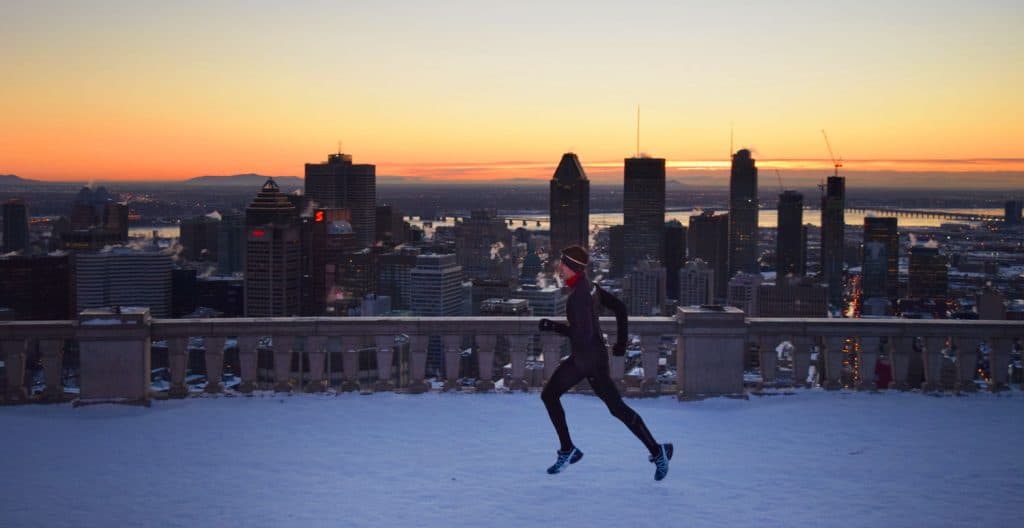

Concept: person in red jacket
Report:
left=538, top=245, right=673, bottom=480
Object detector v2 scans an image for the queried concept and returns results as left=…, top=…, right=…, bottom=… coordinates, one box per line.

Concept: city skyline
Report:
left=1, top=0, right=1021, bottom=186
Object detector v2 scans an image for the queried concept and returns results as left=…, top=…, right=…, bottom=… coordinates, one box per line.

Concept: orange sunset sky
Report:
left=1, top=0, right=1021, bottom=186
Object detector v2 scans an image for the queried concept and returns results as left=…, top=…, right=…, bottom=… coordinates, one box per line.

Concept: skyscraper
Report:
left=410, top=253, right=465, bottom=316
left=1005, top=200, right=1023, bottom=225
left=2, top=198, right=29, bottom=253
left=776, top=190, right=805, bottom=277
left=304, top=152, right=376, bottom=249
left=820, top=175, right=846, bottom=306
left=453, top=209, right=513, bottom=280
left=663, top=220, right=687, bottom=300
left=0, top=253, right=75, bottom=319
left=625, top=259, right=667, bottom=316
left=728, top=149, right=759, bottom=277
left=908, top=245, right=948, bottom=302
left=102, top=202, right=129, bottom=243
left=863, top=217, right=899, bottom=300
left=678, top=258, right=714, bottom=307
left=76, top=247, right=174, bottom=317
left=549, top=152, right=590, bottom=257
left=245, top=179, right=301, bottom=317
left=217, top=214, right=246, bottom=275
left=180, top=214, right=221, bottom=261
left=609, top=224, right=625, bottom=278
left=622, top=157, right=665, bottom=270
left=688, top=211, right=729, bottom=302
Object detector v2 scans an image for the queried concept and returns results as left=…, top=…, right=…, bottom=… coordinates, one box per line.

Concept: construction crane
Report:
left=775, top=169, right=784, bottom=194
left=820, top=129, right=843, bottom=195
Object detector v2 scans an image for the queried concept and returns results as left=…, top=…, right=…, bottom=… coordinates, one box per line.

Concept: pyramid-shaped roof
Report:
left=552, top=153, right=587, bottom=182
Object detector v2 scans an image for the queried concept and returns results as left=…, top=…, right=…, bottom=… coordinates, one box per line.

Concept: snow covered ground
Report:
left=2, top=390, right=1022, bottom=528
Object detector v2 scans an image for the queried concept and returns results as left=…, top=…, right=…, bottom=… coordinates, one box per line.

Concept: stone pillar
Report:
left=757, top=334, right=780, bottom=387
left=374, top=335, right=395, bottom=392
left=640, top=335, right=660, bottom=397
left=272, top=335, right=293, bottom=393
left=305, top=336, right=328, bottom=393
left=609, top=353, right=626, bottom=392
left=77, top=308, right=152, bottom=404
left=406, top=335, right=430, bottom=394
left=203, top=336, right=226, bottom=394
left=541, top=334, right=562, bottom=384
left=987, top=338, right=1011, bottom=393
left=857, top=336, right=880, bottom=391
left=888, top=337, right=913, bottom=391
left=340, top=336, right=361, bottom=393
left=675, top=306, right=746, bottom=400
left=507, top=335, right=530, bottom=392
left=167, top=337, right=189, bottom=398
left=822, top=336, right=845, bottom=390
left=791, top=336, right=814, bottom=388
left=475, top=334, right=497, bottom=392
left=921, top=336, right=946, bottom=393
left=39, top=338, right=65, bottom=402
left=954, top=337, right=980, bottom=394
left=2, top=339, right=28, bottom=402
left=443, top=334, right=462, bottom=391
left=236, top=335, right=260, bottom=394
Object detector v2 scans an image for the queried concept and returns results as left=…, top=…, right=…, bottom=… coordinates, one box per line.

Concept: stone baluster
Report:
left=506, top=334, right=530, bottom=392
left=374, top=335, right=395, bottom=392
left=340, top=336, right=361, bottom=393
left=203, top=336, right=227, bottom=394
left=921, top=336, right=946, bottom=392
left=609, top=351, right=626, bottom=393
left=987, top=338, right=1011, bottom=393
left=236, top=335, right=260, bottom=394
left=39, top=338, right=65, bottom=402
left=2, top=338, right=28, bottom=402
left=305, top=336, right=328, bottom=393
left=640, top=335, right=661, bottom=396
left=406, top=335, right=430, bottom=394
left=475, top=334, right=497, bottom=392
left=791, top=336, right=814, bottom=388
left=757, top=334, right=781, bottom=388
left=857, top=336, right=880, bottom=391
left=167, top=337, right=189, bottom=398
left=822, top=336, right=845, bottom=390
left=443, top=334, right=462, bottom=391
left=954, top=337, right=980, bottom=394
left=541, top=334, right=562, bottom=385
left=888, top=337, right=912, bottom=391
left=272, top=335, right=293, bottom=393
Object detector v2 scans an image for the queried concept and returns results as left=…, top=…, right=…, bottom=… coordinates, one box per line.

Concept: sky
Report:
left=1, top=0, right=1022, bottom=186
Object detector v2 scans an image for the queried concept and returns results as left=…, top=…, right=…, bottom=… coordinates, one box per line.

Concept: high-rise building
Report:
left=625, top=259, right=667, bottom=316
left=410, top=253, right=465, bottom=316
left=0, top=253, right=75, bottom=320
left=180, top=215, right=221, bottom=261
left=609, top=225, right=625, bottom=278
left=726, top=272, right=763, bottom=316
left=820, top=175, right=846, bottom=306
left=2, top=198, right=29, bottom=253
left=688, top=211, right=729, bottom=301
left=304, top=152, right=376, bottom=249
left=757, top=277, right=828, bottom=318
left=728, top=149, right=759, bottom=277
left=863, top=217, right=899, bottom=300
left=454, top=209, right=513, bottom=280
left=102, top=202, right=129, bottom=243
left=908, top=245, right=948, bottom=302
left=244, top=179, right=301, bottom=317
left=300, top=209, right=352, bottom=316
left=663, top=220, right=687, bottom=300
left=375, top=204, right=408, bottom=246
left=678, top=258, right=714, bottom=307
left=76, top=247, right=174, bottom=317
left=549, top=152, right=590, bottom=256
left=776, top=190, right=805, bottom=277
left=378, top=246, right=420, bottom=310
left=623, top=157, right=665, bottom=270
left=861, top=241, right=888, bottom=302
left=514, top=283, right=567, bottom=317
left=196, top=276, right=245, bottom=317
left=519, top=245, right=544, bottom=282
left=1005, top=200, right=1022, bottom=225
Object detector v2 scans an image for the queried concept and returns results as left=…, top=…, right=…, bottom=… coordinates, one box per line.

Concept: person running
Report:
left=538, top=245, right=673, bottom=481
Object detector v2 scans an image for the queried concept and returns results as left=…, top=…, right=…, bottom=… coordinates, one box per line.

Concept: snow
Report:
left=1, top=390, right=1022, bottom=528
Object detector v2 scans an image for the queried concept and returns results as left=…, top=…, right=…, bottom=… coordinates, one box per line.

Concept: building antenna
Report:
left=337, top=140, right=343, bottom=155
left=635, top=105, right=640, bottom=158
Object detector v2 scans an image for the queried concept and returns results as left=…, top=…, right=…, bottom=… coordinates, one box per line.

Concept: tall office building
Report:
left=453, top=209, right=513, bottom=280
left=688, top=211, right=730, bottom=302
left=514, top=283, right=567, bottom=317
left=180, top=214, right=221, bottom=261
left=76, top=247, right=174, bottom=317
left=863, top=217, right=899, bottom=300
left=300, top=209, right=353, bottom=316
left=757, top=277, right=828, bottom=318
left=728, top=149, right=759, bottom=277
left=663, top=220, right=687, bottom=300
left=625, top=259, right=667, bottom=316
left=375, top=204, right=408, bottom=246
left=379, top=246, right=420, bottom=310
left=0, top=253, right=75, bottom=319
left=908, top=246, right=948, bottom=302
left=1005, top=200, right=1022, bottom=225
left=549, top=152, right=590, bottom=257
left=244, top=179, right=301, bottom=317
left=776, top=190, right=805, bottom=277
left=623, top=157, right=665, bottom=270
left=861, top=241, right=888, bottom=301
left=820, top=175, right=846, bottom=306
left=609, top=225, right=625, bottom=278
left=103, top=202, right=129, bottom=243
left=726, top=272, right=763, bottom=316
left=304, top=152, right=376, bottom=249
left=678, top=258, right=714, bottom=307
left=410, top=253, right=465, bottom=316
left=2, top=198, right=29, bottom=253
left=217, top=214, right=246, bottom=275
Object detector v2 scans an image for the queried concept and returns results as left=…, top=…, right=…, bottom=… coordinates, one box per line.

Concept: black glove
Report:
left=612, top=343, right=626, bottom=357
left=538, top=318, right=555, bottom=332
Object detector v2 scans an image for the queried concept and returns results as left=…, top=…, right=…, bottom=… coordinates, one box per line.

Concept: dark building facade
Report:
left=103, top=202, right=129, bottom=243
left=217, top=214, right=246, bottom=275
left=1005, top=200, right=1022, bottom=225
left=609, top=224, right=625, bottom=278
left=820, top=175, right=846, bottom=306
left=862, top=217, right=899, bottom=300
left=908, top=246, right=948, bottom=303
left=663, top=220, right=687, bottom=300
left=304, top=152, right=376, bottom=249
left=688, top=211, right=729, bottom=302
left=623, top=157, right=665, bottom=271
left=196, top=276, right=245, bottom=317
left=244, top=179, right=301, bottom=317
left=2, top=198, right=29, bottom=253
left=776, top=190, right=805, bottom=277
left=0, top=253, right=75, bottom=320
left=728, top=149, right=759, bottom=277
left=549, top=152, right=590, bottom=257
left=180, top=215, right=221, bottom=262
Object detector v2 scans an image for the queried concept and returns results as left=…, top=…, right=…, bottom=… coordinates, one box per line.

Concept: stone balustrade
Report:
left=1, top=307, right=1022, bottom=405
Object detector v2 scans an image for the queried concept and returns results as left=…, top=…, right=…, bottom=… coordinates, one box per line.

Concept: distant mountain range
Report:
left=185, top=174, right=304, bottom=186
left=0, top=174, right=37, bottom=183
